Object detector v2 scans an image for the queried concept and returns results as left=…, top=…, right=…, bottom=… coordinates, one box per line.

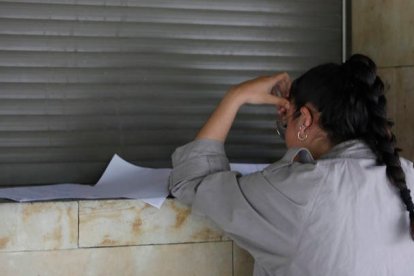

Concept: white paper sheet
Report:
left=0, top=154, right=268, bottom=209
left=0, top=154, right=171, bottom=208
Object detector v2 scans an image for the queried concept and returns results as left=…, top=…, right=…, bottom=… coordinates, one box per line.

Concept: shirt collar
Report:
left=319, top=139, right=376, bottom=160
left=280, top=147, right=315, bottom=164
left=276, top=139, right=376, bottom=168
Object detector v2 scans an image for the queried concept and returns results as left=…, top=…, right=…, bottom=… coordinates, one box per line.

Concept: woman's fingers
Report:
left=270, top=73, right=291, bottom=98
left=259, top=73, right=291, bottom=108
left=228, top=73, right=291, bottom=107
left=262, top=93, right=290, bottom=109
left=277, top=106, right=287, bottom=115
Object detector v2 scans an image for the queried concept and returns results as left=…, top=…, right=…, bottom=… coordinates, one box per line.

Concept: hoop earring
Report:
left=297, top=130, right=308, bottom=141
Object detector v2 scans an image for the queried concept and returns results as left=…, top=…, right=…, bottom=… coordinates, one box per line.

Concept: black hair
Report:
left=290, top=54, right=414, bottom=240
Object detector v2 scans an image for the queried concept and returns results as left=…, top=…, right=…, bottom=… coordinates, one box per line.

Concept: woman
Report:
left=169, top=54, right=414, bottom=275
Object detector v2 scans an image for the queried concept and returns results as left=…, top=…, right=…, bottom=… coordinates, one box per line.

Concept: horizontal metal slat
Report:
left=0, top=162, right=107, bottom=185
left=0, top=98, right=278, bottom=116
left=0, top=2, right=340, bottom=28
left=0, top=35, right=341, bottom=58
left=0, top=83, right=230, bottom=99
left=0, top=144, right=179, bottom=163
left=0, top=129, right=195, bottom=147
left=0, top=98, right=221, bottom=115
left=226, top=144, right=286, bottom=157
left=0, top=113, right=276, bottom=131
left=0, top=18, right=341, bottom=42
left=0, top=114, right=206, bottom=131
left=0, top=0, right=340, bottom=14
left=0, top=129, right=280, bottom=147
left=0, top=66, right=301, bottom=84
left=0, top=51, right=335, bottom=72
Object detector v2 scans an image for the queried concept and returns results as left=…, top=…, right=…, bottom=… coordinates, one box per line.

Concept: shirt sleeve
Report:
left=169, top=139, right=232, bottom=205
left=169, top=139, right=322, bottom=271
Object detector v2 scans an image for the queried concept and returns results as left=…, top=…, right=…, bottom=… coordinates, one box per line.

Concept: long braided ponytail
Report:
left=344, top=54, right=414, bottom=240
left=290, top=54, right=414, bottom=239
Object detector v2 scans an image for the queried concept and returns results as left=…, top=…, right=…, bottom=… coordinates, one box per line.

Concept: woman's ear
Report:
left=299, top=106, right=313, bottom=128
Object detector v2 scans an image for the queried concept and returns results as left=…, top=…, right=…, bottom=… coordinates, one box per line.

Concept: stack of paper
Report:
left=0, top=154, right=268, bottom=208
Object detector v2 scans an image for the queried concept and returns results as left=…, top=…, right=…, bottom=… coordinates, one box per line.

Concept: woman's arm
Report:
left=196, top=73, right=291, bottom=142
left=169, top=73, right=291, bottom=205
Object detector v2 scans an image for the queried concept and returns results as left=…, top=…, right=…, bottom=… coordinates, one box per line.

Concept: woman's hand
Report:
left=227, top=73, right=291, bottom=108
left=196, top=73, right=291, bottom=142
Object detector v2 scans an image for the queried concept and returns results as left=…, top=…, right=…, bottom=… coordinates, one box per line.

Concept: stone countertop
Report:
left=0, top=199, right=254, bottom=276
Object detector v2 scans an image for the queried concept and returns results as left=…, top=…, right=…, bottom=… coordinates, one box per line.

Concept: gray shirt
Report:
left=169, top=139, right=414, bottom=276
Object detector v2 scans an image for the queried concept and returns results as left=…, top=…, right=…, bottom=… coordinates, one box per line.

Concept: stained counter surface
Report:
left=0, top=199, right=254, bottom=276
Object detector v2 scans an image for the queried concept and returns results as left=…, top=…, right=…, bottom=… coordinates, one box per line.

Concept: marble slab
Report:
left=0, top=201, right=78, bottom=252
left=0, top=241, right=233, bottom=276
left=79, top=199, right=229, bottom=247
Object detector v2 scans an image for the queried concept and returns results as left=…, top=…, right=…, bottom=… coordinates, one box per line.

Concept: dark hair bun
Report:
left=343, top=54, right=377, bottom=87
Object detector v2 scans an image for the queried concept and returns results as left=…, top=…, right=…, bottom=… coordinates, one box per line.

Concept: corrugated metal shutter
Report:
left=0, top=0, right=343, bottom=186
